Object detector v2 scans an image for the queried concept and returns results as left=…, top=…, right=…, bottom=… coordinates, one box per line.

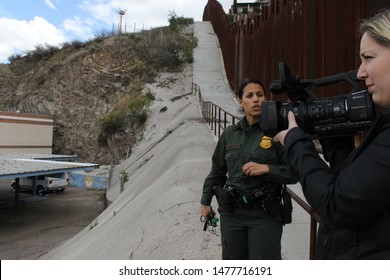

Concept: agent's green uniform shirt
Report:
left=201, top=117, right=296, bottom=206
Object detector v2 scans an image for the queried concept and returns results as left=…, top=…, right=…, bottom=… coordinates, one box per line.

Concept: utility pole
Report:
left=118, top=9, right=126, bottom=35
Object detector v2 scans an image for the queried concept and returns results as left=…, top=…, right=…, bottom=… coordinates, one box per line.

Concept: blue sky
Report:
left=0, top=0, right=233, bottom=63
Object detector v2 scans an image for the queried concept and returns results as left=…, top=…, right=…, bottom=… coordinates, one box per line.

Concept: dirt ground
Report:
left=0, top=179, right=106, bottom=259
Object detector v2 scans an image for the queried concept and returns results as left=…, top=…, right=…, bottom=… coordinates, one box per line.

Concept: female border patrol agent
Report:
left=200, top=78, right=297, bottom=260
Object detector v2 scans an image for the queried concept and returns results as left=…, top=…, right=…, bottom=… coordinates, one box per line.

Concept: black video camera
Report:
left=261, top=62, right=376, bottom=138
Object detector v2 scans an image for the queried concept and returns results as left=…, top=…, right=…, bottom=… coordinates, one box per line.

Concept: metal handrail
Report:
left=193, top=82, right=320, bottom=259
left=193, top=82, right=241, bottom=138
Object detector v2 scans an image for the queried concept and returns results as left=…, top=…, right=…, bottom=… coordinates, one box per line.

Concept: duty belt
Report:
left=213, top=184, right=281, bottom=215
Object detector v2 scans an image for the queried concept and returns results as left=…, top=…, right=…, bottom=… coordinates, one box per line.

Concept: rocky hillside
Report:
left=0, top=25, right=196, bottom=165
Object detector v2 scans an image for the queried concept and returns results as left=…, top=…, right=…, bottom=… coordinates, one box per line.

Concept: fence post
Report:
left=108, top=162, right=114, bottom=189
left=120, top=176, right=124, bottom=193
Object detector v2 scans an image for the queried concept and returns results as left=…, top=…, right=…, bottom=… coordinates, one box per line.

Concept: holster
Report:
left=213, top=185, right=235, bottom=213
left=280, top=185, right=293, bottom=225
left=261, top=188, right=281, bottom=216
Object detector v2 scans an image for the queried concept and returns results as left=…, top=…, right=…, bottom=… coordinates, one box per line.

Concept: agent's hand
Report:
left=201, top=205, right=212, bottom=218
left=273, top=111, right=298, bottom=146
left=242, top=162, right=269, bottom=176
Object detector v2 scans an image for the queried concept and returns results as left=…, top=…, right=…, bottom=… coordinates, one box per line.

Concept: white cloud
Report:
left=62, top=16, right=96, bottom=40
left=0, top=16, right=66, bottom=62
left=44, top=0, right=57, bottom=10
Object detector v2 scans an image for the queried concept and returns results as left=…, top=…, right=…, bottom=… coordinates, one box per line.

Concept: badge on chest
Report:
left=260, top=136, right=272, bottom=149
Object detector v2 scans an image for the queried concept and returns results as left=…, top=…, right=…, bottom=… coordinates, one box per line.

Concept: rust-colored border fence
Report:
left=203, top=0, right=390, bottom=100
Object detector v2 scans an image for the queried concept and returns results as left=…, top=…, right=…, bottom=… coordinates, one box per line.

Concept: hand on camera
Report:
left=273, top=111, right=298, bottom=146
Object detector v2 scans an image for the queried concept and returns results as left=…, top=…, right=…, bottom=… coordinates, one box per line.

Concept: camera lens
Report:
left=261, top=90, right=375, bottom=138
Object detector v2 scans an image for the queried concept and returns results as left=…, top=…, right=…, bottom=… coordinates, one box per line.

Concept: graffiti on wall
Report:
left=69, top=173, right=108, bottom=190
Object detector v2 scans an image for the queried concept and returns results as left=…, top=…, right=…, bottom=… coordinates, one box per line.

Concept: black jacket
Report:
left=285, top=110, right=390, bottom=259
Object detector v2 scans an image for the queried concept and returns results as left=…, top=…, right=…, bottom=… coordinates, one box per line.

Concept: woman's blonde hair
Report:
left=360, top=9, right=390, bottom=47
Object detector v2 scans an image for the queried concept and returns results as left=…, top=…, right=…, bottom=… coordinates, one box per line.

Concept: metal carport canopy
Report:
left=0, top=154, right=99, bottom=180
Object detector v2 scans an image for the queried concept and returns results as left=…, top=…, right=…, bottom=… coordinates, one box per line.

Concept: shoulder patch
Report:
left=260, top=136, right=272, bottom=149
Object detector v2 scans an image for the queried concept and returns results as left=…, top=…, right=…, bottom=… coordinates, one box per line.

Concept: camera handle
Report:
left=272, top=63, right=363, bottom=102
left=311, top=70, right=362, bottom=92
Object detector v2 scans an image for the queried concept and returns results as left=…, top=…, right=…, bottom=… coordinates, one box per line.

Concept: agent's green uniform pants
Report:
left=220, top=208, right=282, bottom=260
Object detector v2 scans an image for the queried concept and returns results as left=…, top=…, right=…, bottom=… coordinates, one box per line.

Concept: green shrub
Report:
left=128, top=60, right=148, bottom=76
left=120, top=170, right=129, bottom=182
left=86, top=43, right=99, bottom=54
left=8, top=53, right=23, bottom=63
left=128, top=95, right=153, bottom=124
left=93, top=29, right=112, bottom=42
left=69, top=40, right=86, bottom=49
left=98, top=134, right=108, bottom=146
left=35, top=74, right=45, bottom=86
left=100, top=111, right=125, bottom=133
left=168, top=10, right=194, bottom=32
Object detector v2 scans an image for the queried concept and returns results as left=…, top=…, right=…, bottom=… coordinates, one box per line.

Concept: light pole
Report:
left=118, top=9, right=126, bottom=34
